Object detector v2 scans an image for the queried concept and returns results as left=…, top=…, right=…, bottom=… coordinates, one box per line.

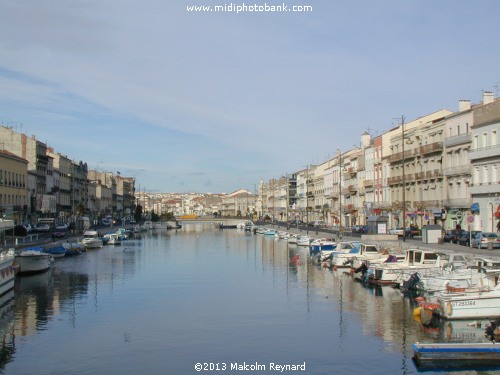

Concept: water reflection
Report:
left=0, top=291, right=15, bottom=371
left=0, top=227, right=494, bottom=374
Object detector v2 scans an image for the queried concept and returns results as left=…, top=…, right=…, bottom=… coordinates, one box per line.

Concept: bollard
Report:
left=488, top=241, right=494, bottom=250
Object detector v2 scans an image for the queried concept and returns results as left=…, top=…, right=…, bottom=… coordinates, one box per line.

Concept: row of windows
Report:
left=0, top=194, right=27, bottom=206
left=0, top=170, right=26, bottom=188
left=473, top=130, right=497, bottom=149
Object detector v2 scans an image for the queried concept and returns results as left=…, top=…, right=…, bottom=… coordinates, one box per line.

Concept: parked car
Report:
left=101, top=218, right=112, bottom=226
left=471, top=232, right=500, bottom=249
left=456, top=231, right=470, bottom=246
left=389, top=227, right=404, bottom=236
left=34, top=223, right=50, bottom=232
left=442, top=230, right=455, bottom=243
left=352, top=225, right=369, bottom=234
left=313, top=220, right=325, bottom=228
left=55, top=223, right=68, bottom=230
left=53, top=229, right=66, bottom=238
left=406, top=225, right=420, bottom=238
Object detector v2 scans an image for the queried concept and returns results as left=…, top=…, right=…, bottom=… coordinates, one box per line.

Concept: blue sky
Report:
left=1, top=0, right=499, bottom=193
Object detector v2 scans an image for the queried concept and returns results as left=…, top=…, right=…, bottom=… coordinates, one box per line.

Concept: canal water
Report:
left=0, top=223, right=495, bottom=374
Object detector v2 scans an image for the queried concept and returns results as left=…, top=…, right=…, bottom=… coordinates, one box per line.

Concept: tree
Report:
left=134, top=205, right=143, bottom=223
left=151, top=211, right=160, bottom=222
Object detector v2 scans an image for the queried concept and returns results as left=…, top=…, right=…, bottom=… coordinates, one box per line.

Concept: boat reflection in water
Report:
left=0, top=290, right=16, bottom=371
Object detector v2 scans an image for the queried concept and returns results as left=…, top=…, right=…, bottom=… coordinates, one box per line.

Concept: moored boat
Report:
left=365, top=249, right=468, bottom=287
left=80, top=230, right=103, bottom=249
left=434, top=283, right=500, bottom=320
left=62, top=242, right=85, bottom=256
left=43, top=246, right=66, bottom=258
left=104, top=233, right=122, bottom=245
left=15, top=247, right=51, bottom=275
left=309, top=238, right=336, bottom=257
left=412, top=341, right=500, bottom=369
left=263, top=229, right=277, bottom=236
left=0, top=249, right=16, bottom=295
left=296, top=236, right=311, bottom=247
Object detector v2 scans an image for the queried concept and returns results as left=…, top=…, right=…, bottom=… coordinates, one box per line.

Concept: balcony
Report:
left=443, top=165, right=472, bottom=177
left=469, top=144, right=500, bottom=161
left=443, top=198, right=472, bottom=208
left=348, top=185, right=357, bottom=193
left=387, top=176, right=403, bottom=185
left=385, top=150, right=414, bottom=163
left=469, top=182, right=500, bottom=195
left=421, top=200, right=441, bottom=208
left=424, top=169, right=443, bottom=180
left=444, top=133, right=471, bottom=148
left=363, top=179, right=374, bottom=187
left=420, top=142, right=443, bottom=155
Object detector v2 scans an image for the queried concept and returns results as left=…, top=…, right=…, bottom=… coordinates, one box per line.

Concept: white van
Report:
left=313, top=220, right=325, bottom=228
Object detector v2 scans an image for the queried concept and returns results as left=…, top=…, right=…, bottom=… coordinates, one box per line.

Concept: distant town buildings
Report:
left=1, top=91, right=498, bottom=233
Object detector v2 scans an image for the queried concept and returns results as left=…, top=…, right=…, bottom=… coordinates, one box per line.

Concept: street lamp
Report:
left=337, top=150, right=344, bottom=239
left=399, top=115, right=413, bottom=242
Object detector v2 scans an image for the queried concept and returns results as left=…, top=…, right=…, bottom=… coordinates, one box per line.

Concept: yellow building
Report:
left=0, top=150, right=29, bottom=224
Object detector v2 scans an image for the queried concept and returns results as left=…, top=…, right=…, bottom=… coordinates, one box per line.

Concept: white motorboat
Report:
left=276, top=231, right=290, bottom=239
left=0, top=249, right=16, bottom=295
left=366, top=249, right=468, bottom=286
left=350, top=244, right=386, bottom=269
left=318, top=241, right=356, bottom=262
left=309, top=238, right=336, bottom=257
left=80, top=230, right=103, bottom=249
left=103, top=233, right=122, bottom=245
left=432, top=282, right=500, bottom=320
left=263, top=229, right=277, bottom=236
left=15, top=247, right=51, bottom=275
left=406, top=266, right=500, bottom=294
left=296, top=236, right=311, bottom=246
left=287, top=234, right=299, bottom=244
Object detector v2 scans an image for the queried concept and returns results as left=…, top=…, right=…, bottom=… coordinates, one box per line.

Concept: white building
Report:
left=469, top=92, right=500, bottom=232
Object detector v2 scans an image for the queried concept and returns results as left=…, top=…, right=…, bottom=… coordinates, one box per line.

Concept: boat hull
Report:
left=15, top=251, right=51, bottom=275
left=413, top=342, right=500, bottom=369
left=0, top=250, right=16, bottom=295
left=438, top=292, right=500, bottom=319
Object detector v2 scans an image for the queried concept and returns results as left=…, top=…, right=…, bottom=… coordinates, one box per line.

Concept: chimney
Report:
left=483, top=91, right=494, bottom=105
left=458, top=100, right=471, bottom=112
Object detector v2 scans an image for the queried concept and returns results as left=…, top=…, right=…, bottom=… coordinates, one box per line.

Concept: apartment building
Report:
left=0, top=150, right=28, bottom=224
left=469, top=93, right=500, bottom=232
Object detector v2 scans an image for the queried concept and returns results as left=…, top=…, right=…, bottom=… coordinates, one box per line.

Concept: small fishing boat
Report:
left=63, top=242, right=85, bottom=256
left=43, top=246, right=66, bottom=258
left=104, top=233, right=122, bottom=245
left=15, top=247, right=51, bottom=274
left=412, top=341, right=500, bottom=369
left=263, top=229, right=277, bottom=236
left=296, top=236, right=311, bottom=247
left=80, top=230, right=103, bottom=249
left=287, top=234, right=299, bottom=244
left=309, top=238, right=336, bottom=257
